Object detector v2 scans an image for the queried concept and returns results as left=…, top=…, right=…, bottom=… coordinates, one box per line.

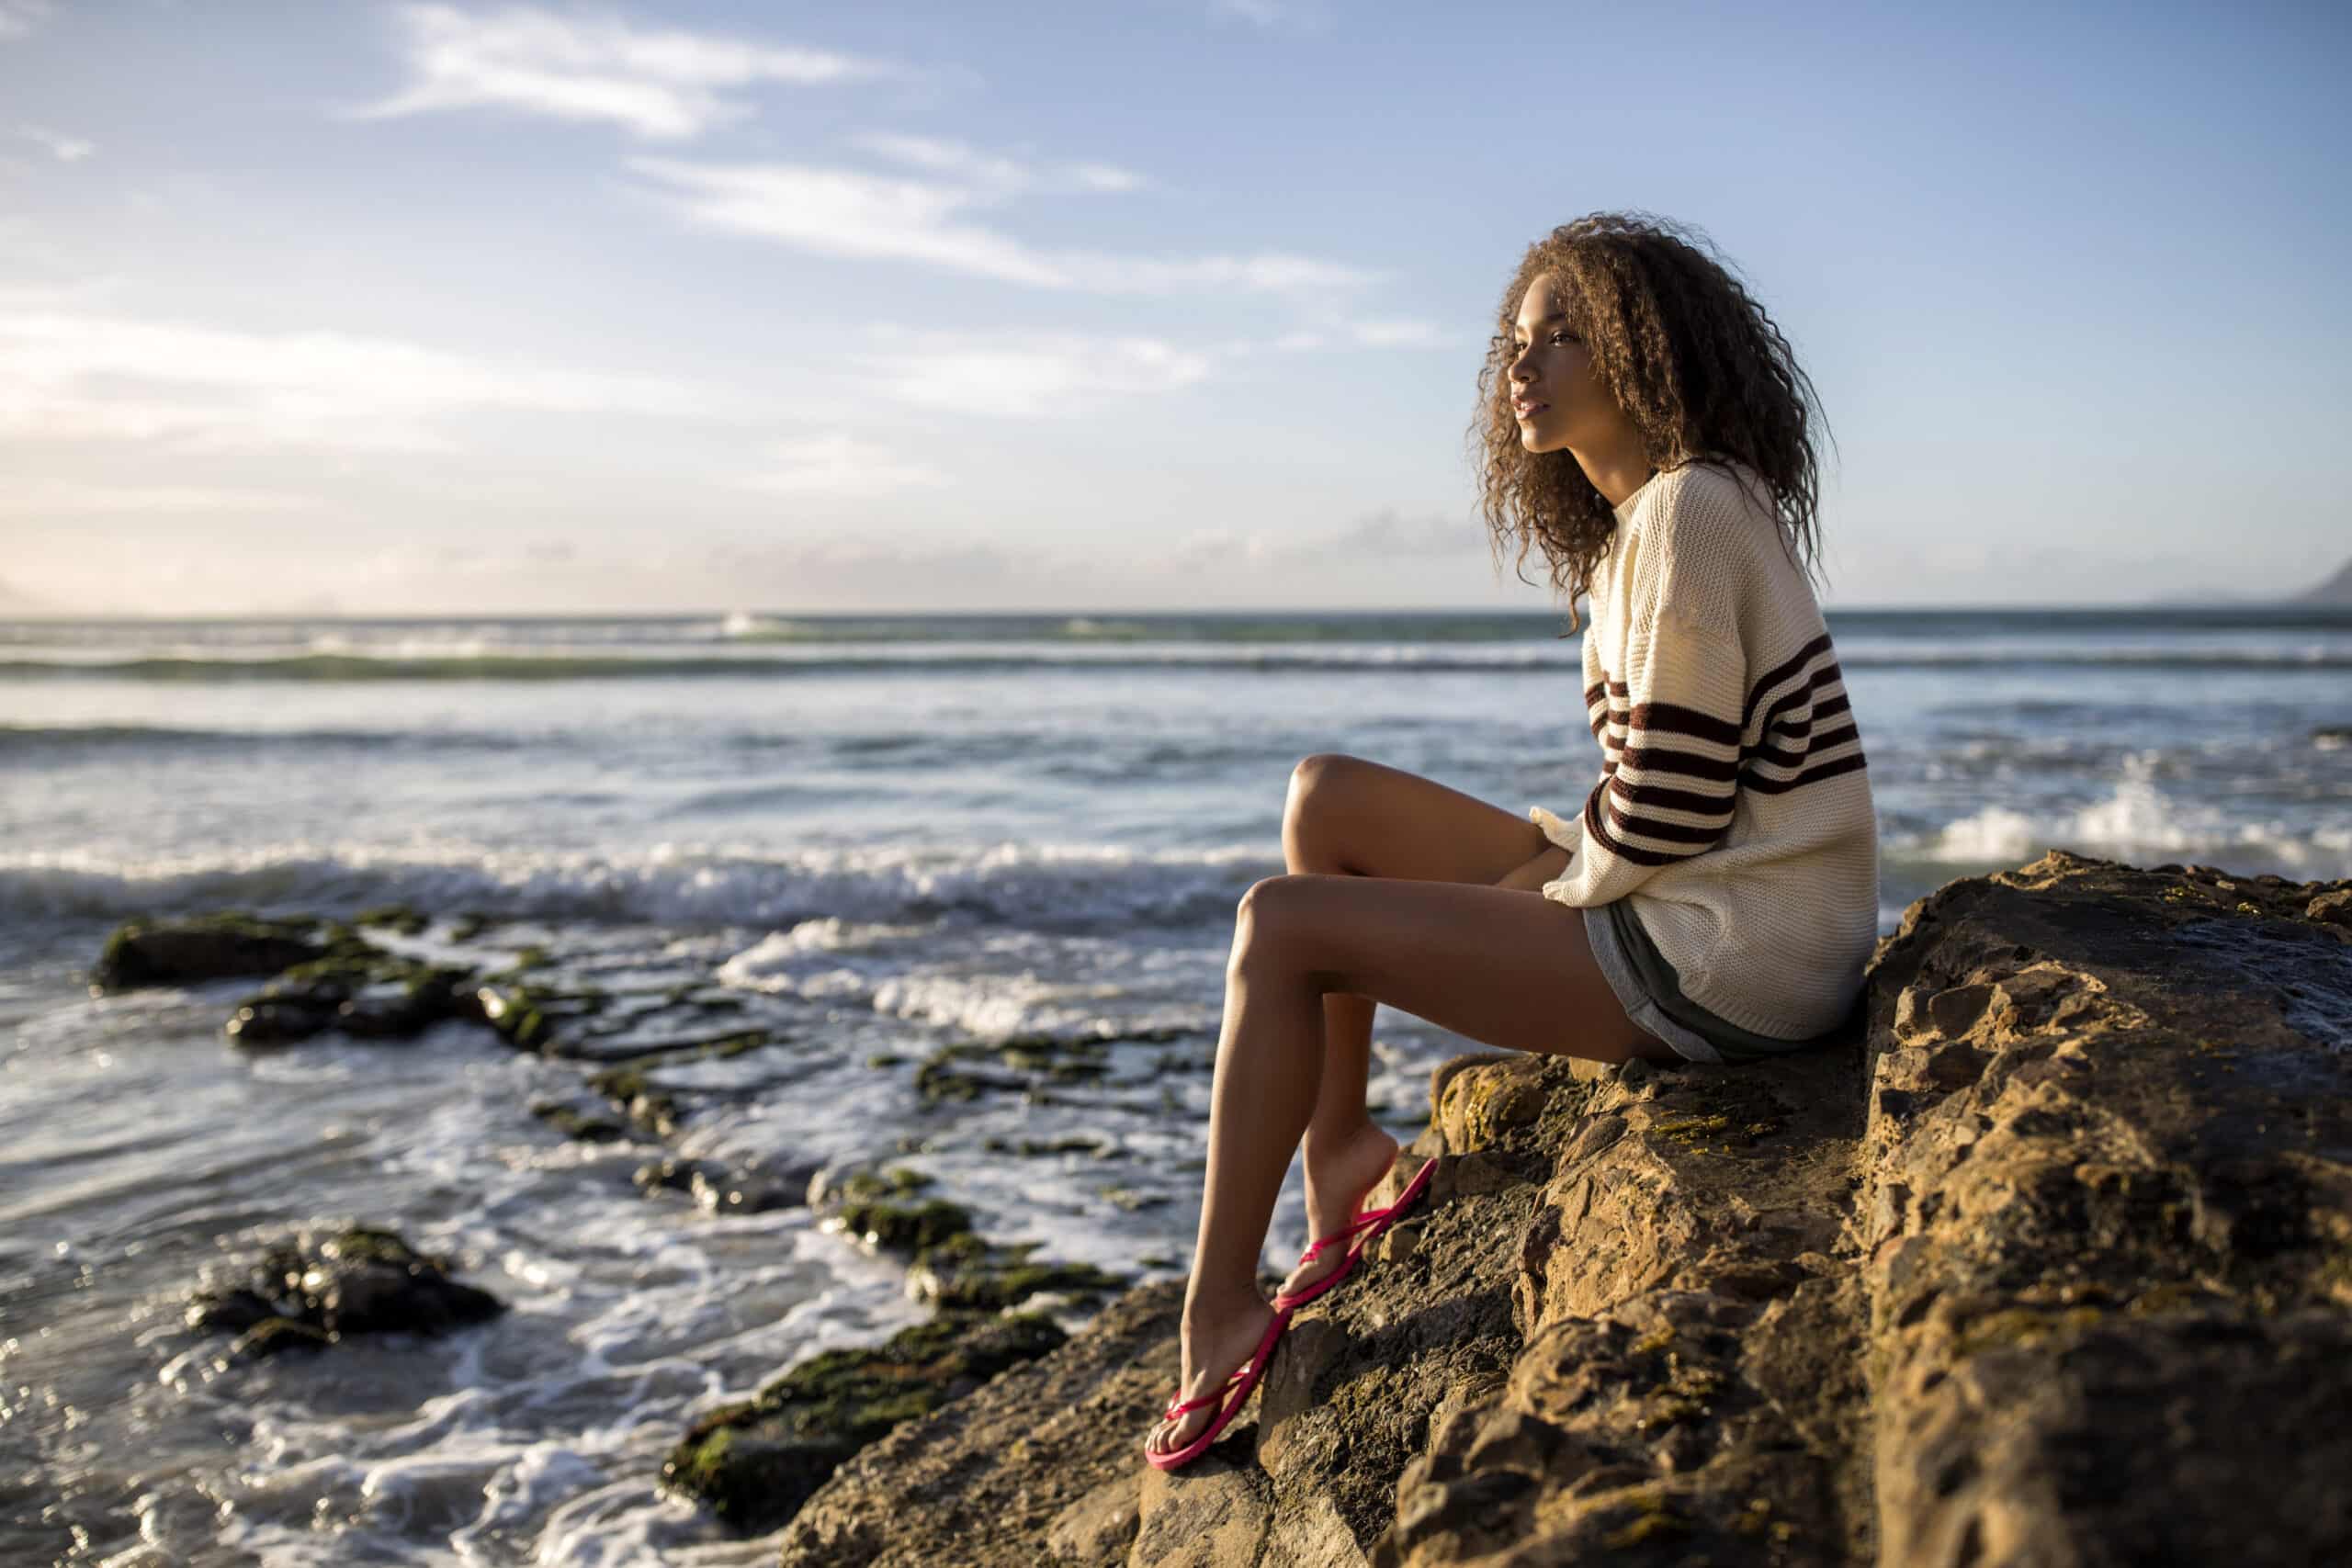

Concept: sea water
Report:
left=4, top=605, right=2346, bottom=1563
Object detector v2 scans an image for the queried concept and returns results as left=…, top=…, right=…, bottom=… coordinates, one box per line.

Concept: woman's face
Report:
left=1505, top=272, right=1609, bottom=457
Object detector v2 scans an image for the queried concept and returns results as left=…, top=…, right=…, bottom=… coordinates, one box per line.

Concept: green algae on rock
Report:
left=661, top=1309, right=1068, bottom=1535
left=89, top=911, right=328, bottom=993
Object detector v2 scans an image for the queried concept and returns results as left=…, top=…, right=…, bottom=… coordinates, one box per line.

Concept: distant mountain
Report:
left=2142, top=556, right=2352, bottom=606
left=2297, top=556, right=2352, bottom=604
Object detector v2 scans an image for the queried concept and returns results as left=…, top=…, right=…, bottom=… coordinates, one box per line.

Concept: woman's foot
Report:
left=1144, top=1292, right=1285, bottom=1461
left=1277, top=1122, right=1401, bottom=1303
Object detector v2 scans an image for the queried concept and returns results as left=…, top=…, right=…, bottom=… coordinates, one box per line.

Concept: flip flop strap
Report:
left=1162, top=1355, right=1260, bottom=1418
left=1299, top=1196, right=1400, bottom=1261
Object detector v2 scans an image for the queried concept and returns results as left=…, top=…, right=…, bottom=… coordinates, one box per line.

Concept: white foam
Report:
left=0, top=838, right=1273, bottom=932
left=1899, top=753, right=2352, bottom=875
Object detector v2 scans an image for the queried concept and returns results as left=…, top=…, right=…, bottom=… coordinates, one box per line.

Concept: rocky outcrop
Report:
left=764, top=852, right=2352, bottom=1566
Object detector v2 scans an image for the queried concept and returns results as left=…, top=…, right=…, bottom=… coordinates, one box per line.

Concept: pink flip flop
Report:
left=1271, top=1156, right=1435, bottom=1314
left=1145, top=1303, right=1294, bottom=1472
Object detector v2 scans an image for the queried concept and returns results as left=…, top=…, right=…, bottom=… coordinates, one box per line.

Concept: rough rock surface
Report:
left=763, top=852, right=2352, bottom=1566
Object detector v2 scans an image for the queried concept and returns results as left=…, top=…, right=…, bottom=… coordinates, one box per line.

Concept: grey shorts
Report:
left=1581, top=898, right=1854, bottom=1066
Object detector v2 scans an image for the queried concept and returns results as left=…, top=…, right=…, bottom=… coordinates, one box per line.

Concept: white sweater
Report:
left=1527, top=457, right=1880, bottom=1039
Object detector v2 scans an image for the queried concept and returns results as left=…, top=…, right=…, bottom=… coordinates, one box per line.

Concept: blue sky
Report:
left=2, top=0, right=2345, bottom=615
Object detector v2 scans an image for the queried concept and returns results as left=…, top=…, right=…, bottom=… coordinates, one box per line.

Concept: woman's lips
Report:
left=1514, top=400, right=1549, bottom=418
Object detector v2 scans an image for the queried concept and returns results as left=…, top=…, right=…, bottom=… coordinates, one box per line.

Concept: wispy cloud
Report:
left=849, top=131, right=1147, bottom=196
left=0, top=479, right=319, bottom=515
left=13, top=124, right=90, bottom=161
left=1157, top=506, right=1479, bottom=574
left=0, top=308, right=709, bottom=452
left=0, top=1, right=53, bottom=42
left=354, top=3, right=910, bottom=140
left=628, top=154, right=1377, bottom=296
left=851, top=325, right=1214, bottom=417
left=701, top=530, right=1078, bottom=608
left=741, top=433, right=950, bottom=496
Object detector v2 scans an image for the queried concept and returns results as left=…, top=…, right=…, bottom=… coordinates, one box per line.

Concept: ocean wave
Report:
left=0, top=840, right=1275, bottom=932
left=4, top=647, right=2350, bottom=682
left=0, top=722, right=534, bottom=752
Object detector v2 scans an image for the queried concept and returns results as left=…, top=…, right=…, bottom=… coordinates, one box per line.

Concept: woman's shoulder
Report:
left=1639, top=457, right=1781, bottom=573
left=1651, top=457, right=1774, bottom=533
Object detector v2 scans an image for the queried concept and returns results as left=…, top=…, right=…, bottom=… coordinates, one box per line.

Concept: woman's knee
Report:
left=1283, top=753, right=1364, bottom=866
left=1231, top=873, right=1317, bottom=966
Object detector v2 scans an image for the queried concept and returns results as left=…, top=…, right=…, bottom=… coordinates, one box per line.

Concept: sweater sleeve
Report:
left=1526, top=528, right=1750, bottom=908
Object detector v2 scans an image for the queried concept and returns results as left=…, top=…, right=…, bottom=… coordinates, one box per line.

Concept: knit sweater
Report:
left=1527, top=457, right=1880, bottom=1040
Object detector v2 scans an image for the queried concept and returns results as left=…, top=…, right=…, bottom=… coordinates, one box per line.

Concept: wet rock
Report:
left=739, top=851, right=2352, bottom=1568
left=692, top=1157, right=823, bottom=1215
left=661, top=1309, right=1067, bottom=1537
left=635, top=1156, right=723, bottom=1197
left=772, top=1283, right=1174, bottom=1565
left=531, top=1100, right=628, bottom=1143
left=584, top=1064, right=684, bottom=1137
left=198, top=930, right=491, bottom=1050
left=353, top=902, right=430, bottom=935
left=902, top=1231, right=1127, bottom=1314
left=89, top=911, right=326, bottom=992
left=828, top=1197, right=975, bottom=1257
left=187, top=1225, right=505, bottom=1357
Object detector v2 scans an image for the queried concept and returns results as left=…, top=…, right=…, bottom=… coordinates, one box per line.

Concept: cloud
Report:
left=628, top=154, right=1378, bottom=295
left=848, top=131, right=1148, bottom=196
left=14, top=124, right=92, bottom=161
left=850, top=324, right=1213, bottom=417
left=353, top=2, right=909, bottom=140
left=1156, top=506, right=1480, bottom=574
left=0, top=1, right=52, bottom=42
left=0, top=307, right=709, bottom=453
left=741, top=433, right=950, bottom=496
left=0, top=479, right=320, bottom=514
left=701, top=529, right=1080, bottom=606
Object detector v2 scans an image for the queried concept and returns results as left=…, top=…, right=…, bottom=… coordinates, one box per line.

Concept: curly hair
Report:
left=1467, top=210, right=1838, bottom=637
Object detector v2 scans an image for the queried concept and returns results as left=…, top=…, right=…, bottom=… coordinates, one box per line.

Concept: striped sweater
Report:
left=1527, top=457, right=1880, bottom=1040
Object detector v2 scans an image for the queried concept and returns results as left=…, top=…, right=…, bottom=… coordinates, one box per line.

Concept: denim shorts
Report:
left=1581, top=897, right=1855, bottom=1065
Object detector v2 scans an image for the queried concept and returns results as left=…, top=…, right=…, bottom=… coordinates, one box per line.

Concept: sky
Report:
left=1, top=0, right=2346, bottom=616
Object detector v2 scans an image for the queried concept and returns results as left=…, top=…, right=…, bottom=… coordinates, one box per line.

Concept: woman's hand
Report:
left=1493, top=844, right=1571, bottom=892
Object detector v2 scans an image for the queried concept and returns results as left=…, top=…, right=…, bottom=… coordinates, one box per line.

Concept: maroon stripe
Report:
left=1747, top=660, right=1847, bottom=744
left=1745, top=630, right=1835, bottom=716
left=1599, top=678, right=1745, bottom=748
left=1615, top=740, right=1740, bottom=784
left=1607, top=773, right=1736, bottom=819
left=1624, top=700, right=1742, bottom=748
left=1766, top=690, right=1849, bottom=738
left=1747, top=721, right=1860, bottom=772
left=1743, top=750, right=1870, bottom=793
left=1581, top=787, right=1694, bottom=866
left=1604, top=804, right=1726, bottom=845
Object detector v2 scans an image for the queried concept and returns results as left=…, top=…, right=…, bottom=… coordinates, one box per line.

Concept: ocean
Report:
left=3, top=605, right=2346, bottom=1563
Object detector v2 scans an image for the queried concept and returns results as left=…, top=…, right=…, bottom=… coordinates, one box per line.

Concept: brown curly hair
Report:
left=1468, top=210, right=1838, bottom=637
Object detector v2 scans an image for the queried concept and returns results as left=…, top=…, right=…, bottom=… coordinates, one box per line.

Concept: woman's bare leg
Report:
left=1276, top=754, right=1662, bottom=1301
left=1143, top=864, right=1667, bottom=1460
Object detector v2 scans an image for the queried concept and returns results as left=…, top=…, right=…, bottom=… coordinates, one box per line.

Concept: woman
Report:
left=1142, top=210, right=1880, bottom=1470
